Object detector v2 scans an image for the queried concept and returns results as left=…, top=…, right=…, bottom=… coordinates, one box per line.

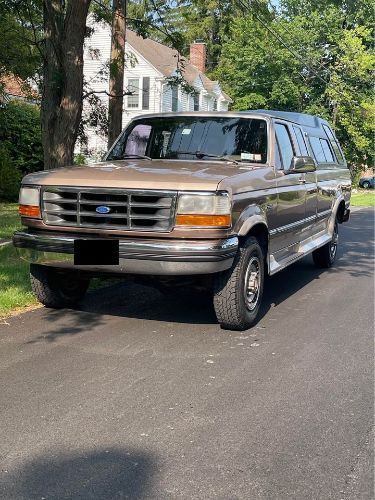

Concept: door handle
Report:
left=299, top=176, right=306, bottom=184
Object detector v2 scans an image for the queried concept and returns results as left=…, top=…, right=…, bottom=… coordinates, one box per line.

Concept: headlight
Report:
left=176, top=192, right=231, bottom=227
left=19, top=186, right=41, bottom=218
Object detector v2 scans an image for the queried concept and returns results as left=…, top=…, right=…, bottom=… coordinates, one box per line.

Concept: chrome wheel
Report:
left=244, top=256, right=261, bottom=311
left=329, top=222, right=338, bottom=260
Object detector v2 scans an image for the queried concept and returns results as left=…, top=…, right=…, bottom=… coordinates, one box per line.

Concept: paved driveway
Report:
left=0, top=208, right=373, bottom=499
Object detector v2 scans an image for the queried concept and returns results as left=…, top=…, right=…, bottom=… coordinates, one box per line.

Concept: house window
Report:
left=127, top=78, right=139, bottom=108
left=171, top=86, right=178, bottom=112
left=213, top=99, right=218, bottom=111
left=193, top=93, right=199, bottom=111
left=142, top=77, right=150, bottom=110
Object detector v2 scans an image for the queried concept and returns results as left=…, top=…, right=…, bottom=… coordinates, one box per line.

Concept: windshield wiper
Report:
left=111, top=153, right=152, bottom=161
left=171, top=151, right=239, bottom=164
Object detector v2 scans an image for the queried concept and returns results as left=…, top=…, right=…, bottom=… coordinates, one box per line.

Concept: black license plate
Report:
left=74, top=239, right=119, bottom=265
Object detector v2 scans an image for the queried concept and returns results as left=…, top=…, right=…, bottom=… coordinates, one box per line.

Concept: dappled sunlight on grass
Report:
left=0, top=203, right=22, bottom=239
left=0, top=244, right=37, bottom=317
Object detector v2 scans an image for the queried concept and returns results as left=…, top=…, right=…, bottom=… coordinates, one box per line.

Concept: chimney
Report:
left=190, top=42, right=206, bottom=73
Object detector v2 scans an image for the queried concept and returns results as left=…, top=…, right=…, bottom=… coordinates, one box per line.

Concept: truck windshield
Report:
left=107, top=116, right=268, bottom=164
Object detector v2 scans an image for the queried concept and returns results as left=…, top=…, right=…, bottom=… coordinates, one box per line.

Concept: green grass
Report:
left=0, top=244, right=38, bottom=318
left=0, top=203, right=21, bottom=240
left=351, top=191, right=375, bottom=207
left=0, top=243, right=118, bottom=319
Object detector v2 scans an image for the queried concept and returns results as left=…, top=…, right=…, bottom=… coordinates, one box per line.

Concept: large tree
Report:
left=213, top=0, right=374, bottom=168
left=41, top=1, right=92, bottom=169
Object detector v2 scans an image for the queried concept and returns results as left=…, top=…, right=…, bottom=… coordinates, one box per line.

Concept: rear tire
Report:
left=312, top=220, right=338, bottom=268
left=30, top=264, right=90, bottom=308
left=213, top=237, right=265, bottom=331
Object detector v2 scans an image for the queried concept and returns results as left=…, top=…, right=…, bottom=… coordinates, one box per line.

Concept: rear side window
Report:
left=322, top=125, right=345, bottom=164
left=320, top=138, right=334, bottom=162
left=310, top=136, right=335, bottom=163
left=293, top=126, right=309, bottom=156
left=275, top=123, right=294, bottom=170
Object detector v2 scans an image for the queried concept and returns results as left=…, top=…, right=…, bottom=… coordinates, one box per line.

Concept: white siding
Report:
left=79, top=19, right=231, bottom=158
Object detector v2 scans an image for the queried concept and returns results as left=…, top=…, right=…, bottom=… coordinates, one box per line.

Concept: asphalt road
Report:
left=0, top=208, right=373, bottom=500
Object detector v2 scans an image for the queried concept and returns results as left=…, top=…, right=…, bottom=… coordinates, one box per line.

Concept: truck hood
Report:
left=22, top=159, right=245, bottom=191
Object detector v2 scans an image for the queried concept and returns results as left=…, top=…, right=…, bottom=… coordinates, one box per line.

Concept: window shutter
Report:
left=142, top=77, right=150, bottom=110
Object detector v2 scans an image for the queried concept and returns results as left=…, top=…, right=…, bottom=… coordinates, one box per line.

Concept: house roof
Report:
left=126, top=30, right=232, bottom=102
left=0, top=73, right=38, bottom=100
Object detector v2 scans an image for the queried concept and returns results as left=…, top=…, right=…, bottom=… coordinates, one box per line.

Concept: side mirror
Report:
left=287, top=156, right=317, bottom=173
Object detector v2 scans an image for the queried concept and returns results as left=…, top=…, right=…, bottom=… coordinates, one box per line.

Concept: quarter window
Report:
left=275, top=123, right=294, bottom=170
left=127, top=78, right=139, bottom=108
left=323, top=125, right=345, bottom=164
left=293, top=126, right=309, bottom=156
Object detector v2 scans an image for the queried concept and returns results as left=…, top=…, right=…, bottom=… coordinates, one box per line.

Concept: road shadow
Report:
left=0, top=447, right=157, bottom=499
left=25, top=209, right=374, bottom=338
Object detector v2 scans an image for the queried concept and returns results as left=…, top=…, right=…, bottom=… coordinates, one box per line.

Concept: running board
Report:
left=269, top=231, right=332, bottom=275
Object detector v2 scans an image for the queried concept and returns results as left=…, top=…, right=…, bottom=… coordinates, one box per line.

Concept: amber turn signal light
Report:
left=176, top=214, right=231, bottom=227
left=19, top=205, right=41, bottom=218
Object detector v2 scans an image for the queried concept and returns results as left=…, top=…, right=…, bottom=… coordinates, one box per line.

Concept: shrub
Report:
left=0, top=145, right=22, bottom=202
left=0, top=100, right=43, bottom=175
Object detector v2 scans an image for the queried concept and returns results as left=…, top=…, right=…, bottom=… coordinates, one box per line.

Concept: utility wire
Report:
left=236, top=0, right=361, bottom=107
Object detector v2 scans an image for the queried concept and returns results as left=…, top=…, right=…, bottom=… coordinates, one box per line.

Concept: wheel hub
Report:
left=244, top=256, right=261, bottom=311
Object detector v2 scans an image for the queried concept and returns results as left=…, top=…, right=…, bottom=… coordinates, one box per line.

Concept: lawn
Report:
left=0, top=203, right=21, bottom=240
left=0, top=244, right=38, bottom=318
left=350, top=191, right=375, bottom=207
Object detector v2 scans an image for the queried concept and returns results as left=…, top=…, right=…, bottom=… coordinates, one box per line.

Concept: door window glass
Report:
left=275, top=123, right=294, bottom=170
left=293, top=126, right=309, bottom=156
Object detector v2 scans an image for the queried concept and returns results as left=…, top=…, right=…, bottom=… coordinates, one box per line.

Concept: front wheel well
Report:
left=336, top=200, right=346, bottom=223
left=239, top=223, right=269, bottom=270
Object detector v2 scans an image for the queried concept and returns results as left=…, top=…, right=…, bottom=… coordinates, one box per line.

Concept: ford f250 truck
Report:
left=13, top=110, right=351, bottom=330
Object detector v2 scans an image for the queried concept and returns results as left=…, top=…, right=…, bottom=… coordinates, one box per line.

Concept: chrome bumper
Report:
left=13, top=230, right=238, bottom=276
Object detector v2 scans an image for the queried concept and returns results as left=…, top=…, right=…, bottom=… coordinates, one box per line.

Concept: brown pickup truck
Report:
left=13, top=110, right=351, bottom=330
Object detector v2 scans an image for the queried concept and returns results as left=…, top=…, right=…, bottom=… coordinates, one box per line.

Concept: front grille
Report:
left=41, top=187, right=177, bottom=232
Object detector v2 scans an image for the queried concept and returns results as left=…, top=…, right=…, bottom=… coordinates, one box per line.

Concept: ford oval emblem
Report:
left=96, top=205, right=111, bottom=214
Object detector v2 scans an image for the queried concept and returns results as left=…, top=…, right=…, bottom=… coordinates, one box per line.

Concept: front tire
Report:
left=213, top=237, right=265, bottom=330
left=312, top=220, right=338, bottom=268
left=362, top=181, right=370, bottom=189
left=30, top=264, right=90, bottom=308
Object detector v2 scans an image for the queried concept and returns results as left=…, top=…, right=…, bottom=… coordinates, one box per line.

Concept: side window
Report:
left=309, top=136, right=326, bottom=163
left=322, top=125, right=345, bottom=164
left=320, top=138, right=334, bottom=162
left=275, top=123, right=294, bottom=170
left=292, top=126, right=309, bottom=156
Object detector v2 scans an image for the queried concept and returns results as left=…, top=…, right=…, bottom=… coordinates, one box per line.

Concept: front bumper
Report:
left=13, top=230, right=238, bottom=276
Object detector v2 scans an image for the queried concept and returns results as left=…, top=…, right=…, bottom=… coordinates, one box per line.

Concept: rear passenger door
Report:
left=292, top=125, right=318, bottom=227
left=274, top=121, right=306, bottom=250
left=308, top=134, right=337, bottom=218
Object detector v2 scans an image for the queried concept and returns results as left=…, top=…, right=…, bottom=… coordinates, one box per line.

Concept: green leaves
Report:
left=213, top=2, right=374, bottom=167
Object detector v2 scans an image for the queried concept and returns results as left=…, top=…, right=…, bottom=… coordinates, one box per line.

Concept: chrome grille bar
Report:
left=41, top=186, right=177, bottom=232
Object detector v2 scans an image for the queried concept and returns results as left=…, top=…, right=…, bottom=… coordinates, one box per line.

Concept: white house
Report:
left=80, top=20, right=232, bottom=157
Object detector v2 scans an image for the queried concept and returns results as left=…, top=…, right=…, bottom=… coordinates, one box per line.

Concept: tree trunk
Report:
left=107, top=0, right=127, bottom=149
left=41, top=0, right=91, bottom=170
